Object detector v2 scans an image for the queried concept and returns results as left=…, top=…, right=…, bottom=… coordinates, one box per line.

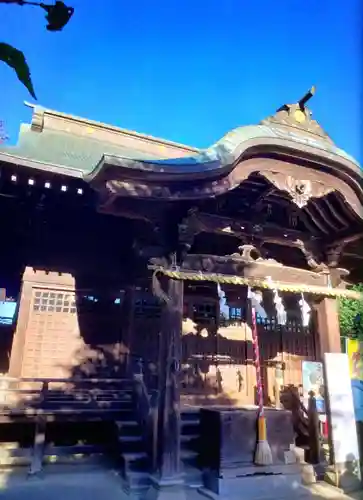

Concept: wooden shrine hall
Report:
left=0, top=89, right=362, bottom=495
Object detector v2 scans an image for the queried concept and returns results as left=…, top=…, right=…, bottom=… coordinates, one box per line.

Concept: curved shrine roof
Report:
left=0, top=124, right=162, bottom=176
left=0, top=91, right=360, bottom=183
left=88, top=122, right=360, bottom=180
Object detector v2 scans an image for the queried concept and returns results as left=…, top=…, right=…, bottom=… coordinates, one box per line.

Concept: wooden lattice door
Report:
left=258, top=316, right=317, bottom=405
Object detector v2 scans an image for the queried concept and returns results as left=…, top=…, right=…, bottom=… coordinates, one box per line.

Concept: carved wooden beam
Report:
left=92, top=155, right=362, bottom=222
left=150, top=250, right=334, bottom=288
left=178, top=208, right=202, bottom=249
left=325, top=244, right=345, bottom=268
left=250, top=186, right=276, bottom=210
left=194, top=212, right=320, bottom=248
left=329, top=232, right=363, bottom=247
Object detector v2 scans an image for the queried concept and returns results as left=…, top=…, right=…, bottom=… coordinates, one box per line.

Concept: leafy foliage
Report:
left=0, top=43, right=36, bottom=98
left=0, top=1, right=74, bottom=98
left=338, top=283, right=363, bottom=339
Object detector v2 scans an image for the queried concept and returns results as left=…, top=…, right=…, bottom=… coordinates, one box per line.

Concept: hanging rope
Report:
left=251, top=306, right=264, bottom=417
left=251, top=303, right=273, bottom=465
left=148, top=267, right=362, bottom=300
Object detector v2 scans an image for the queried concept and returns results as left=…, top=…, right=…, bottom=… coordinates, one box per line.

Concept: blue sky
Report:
left=1, top=0, right=362, bottom=163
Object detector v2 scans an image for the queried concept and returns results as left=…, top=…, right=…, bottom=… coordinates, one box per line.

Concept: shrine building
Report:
left=0, top=90, right=361, bottom=494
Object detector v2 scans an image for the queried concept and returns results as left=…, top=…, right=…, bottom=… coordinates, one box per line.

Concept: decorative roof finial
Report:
left=262, top=85, right=332, bottom=143
left=298, top=86, right=316, bottom=110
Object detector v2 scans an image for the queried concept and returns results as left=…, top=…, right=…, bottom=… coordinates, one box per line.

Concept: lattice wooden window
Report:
left=258, top=316, right=278, bottom=331
left=192, top=303, right=217, bottom=325
left=223, top=307, right=267, bottom=325
left=33, top=290, right=77, bottom=314
left=229, top=307, right=242, bottom=321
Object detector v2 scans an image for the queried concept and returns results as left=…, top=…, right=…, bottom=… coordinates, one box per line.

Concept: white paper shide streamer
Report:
left=299, top=293, right=311, bottom=327
left=247, top=287, right=267, bottom=319
left=266, top=276, right=287, bottom=326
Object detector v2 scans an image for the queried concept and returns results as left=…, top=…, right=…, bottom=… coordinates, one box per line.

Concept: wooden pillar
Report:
left=121, top=286, right=136, bottom=367
left=315, top=298, right=341, bottom=357
left=315, top=297, right=345, bottom=475
left=147, top=277, right=185, bottom=500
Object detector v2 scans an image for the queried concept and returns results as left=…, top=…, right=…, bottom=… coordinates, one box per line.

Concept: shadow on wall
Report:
left=0, top=267, right=320, bottom=478
left=0, top=271, right=239, bottom=478
left=181, top=317, right=253, bottom=406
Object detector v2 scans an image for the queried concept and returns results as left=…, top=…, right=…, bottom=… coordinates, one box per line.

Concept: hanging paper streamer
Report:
left=217, top=283, right=229, bottom=320
left=266, top=276, right=287, bottom=326
left=299, top=293, right=311, bottom=327
left=248, top=288, right=267, bottom=320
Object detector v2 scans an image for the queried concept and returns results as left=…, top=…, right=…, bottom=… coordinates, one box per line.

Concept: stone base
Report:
left=144, top=475, right=187, bottom=500
left=200, top=464, right=313, bottom=500
left=199, top=475, right=312, bottom=500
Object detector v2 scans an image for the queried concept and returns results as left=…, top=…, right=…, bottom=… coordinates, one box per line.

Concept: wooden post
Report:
left=147, top=277, right=185, bottom=500
left=314, top=298, right=340, bottom=472
left=29, top=416, right=46, bottom=475
left=315, top=298, right=341, bottom=356
left=274, top=362, right=283, bottom=409
left=307, top=392, right=321, bottom=465
left=122, top=286, right=136, bottom=370
left=29, top=381, right=48, bottom=475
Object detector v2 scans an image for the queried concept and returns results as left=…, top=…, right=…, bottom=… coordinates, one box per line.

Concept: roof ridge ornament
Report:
left=30, top=105, right=45, bottom=132
left=261, top=86, right=334, bottom=144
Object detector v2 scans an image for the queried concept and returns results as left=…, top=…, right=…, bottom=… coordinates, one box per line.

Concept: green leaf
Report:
left=339, top=283, right=363, bottom=339
left=0, top=42, right=36, bottom=99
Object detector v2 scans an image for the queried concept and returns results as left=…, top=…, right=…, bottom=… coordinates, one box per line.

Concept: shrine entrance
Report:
left=179, top=281, right=318, bottom=408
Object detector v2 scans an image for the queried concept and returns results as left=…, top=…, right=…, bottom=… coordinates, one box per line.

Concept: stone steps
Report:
left=114, top=389, right=150, bottom=496
left=115, top=407, right=204, bottom=494
left=181, top=409, right=202, bottom=488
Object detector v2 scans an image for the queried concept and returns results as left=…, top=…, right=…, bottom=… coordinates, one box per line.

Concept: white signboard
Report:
left=325, top=353, right=360, bottom=471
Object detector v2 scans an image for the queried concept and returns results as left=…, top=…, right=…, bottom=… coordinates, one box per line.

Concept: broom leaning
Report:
left=250, top=302, right=273, bottom=466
